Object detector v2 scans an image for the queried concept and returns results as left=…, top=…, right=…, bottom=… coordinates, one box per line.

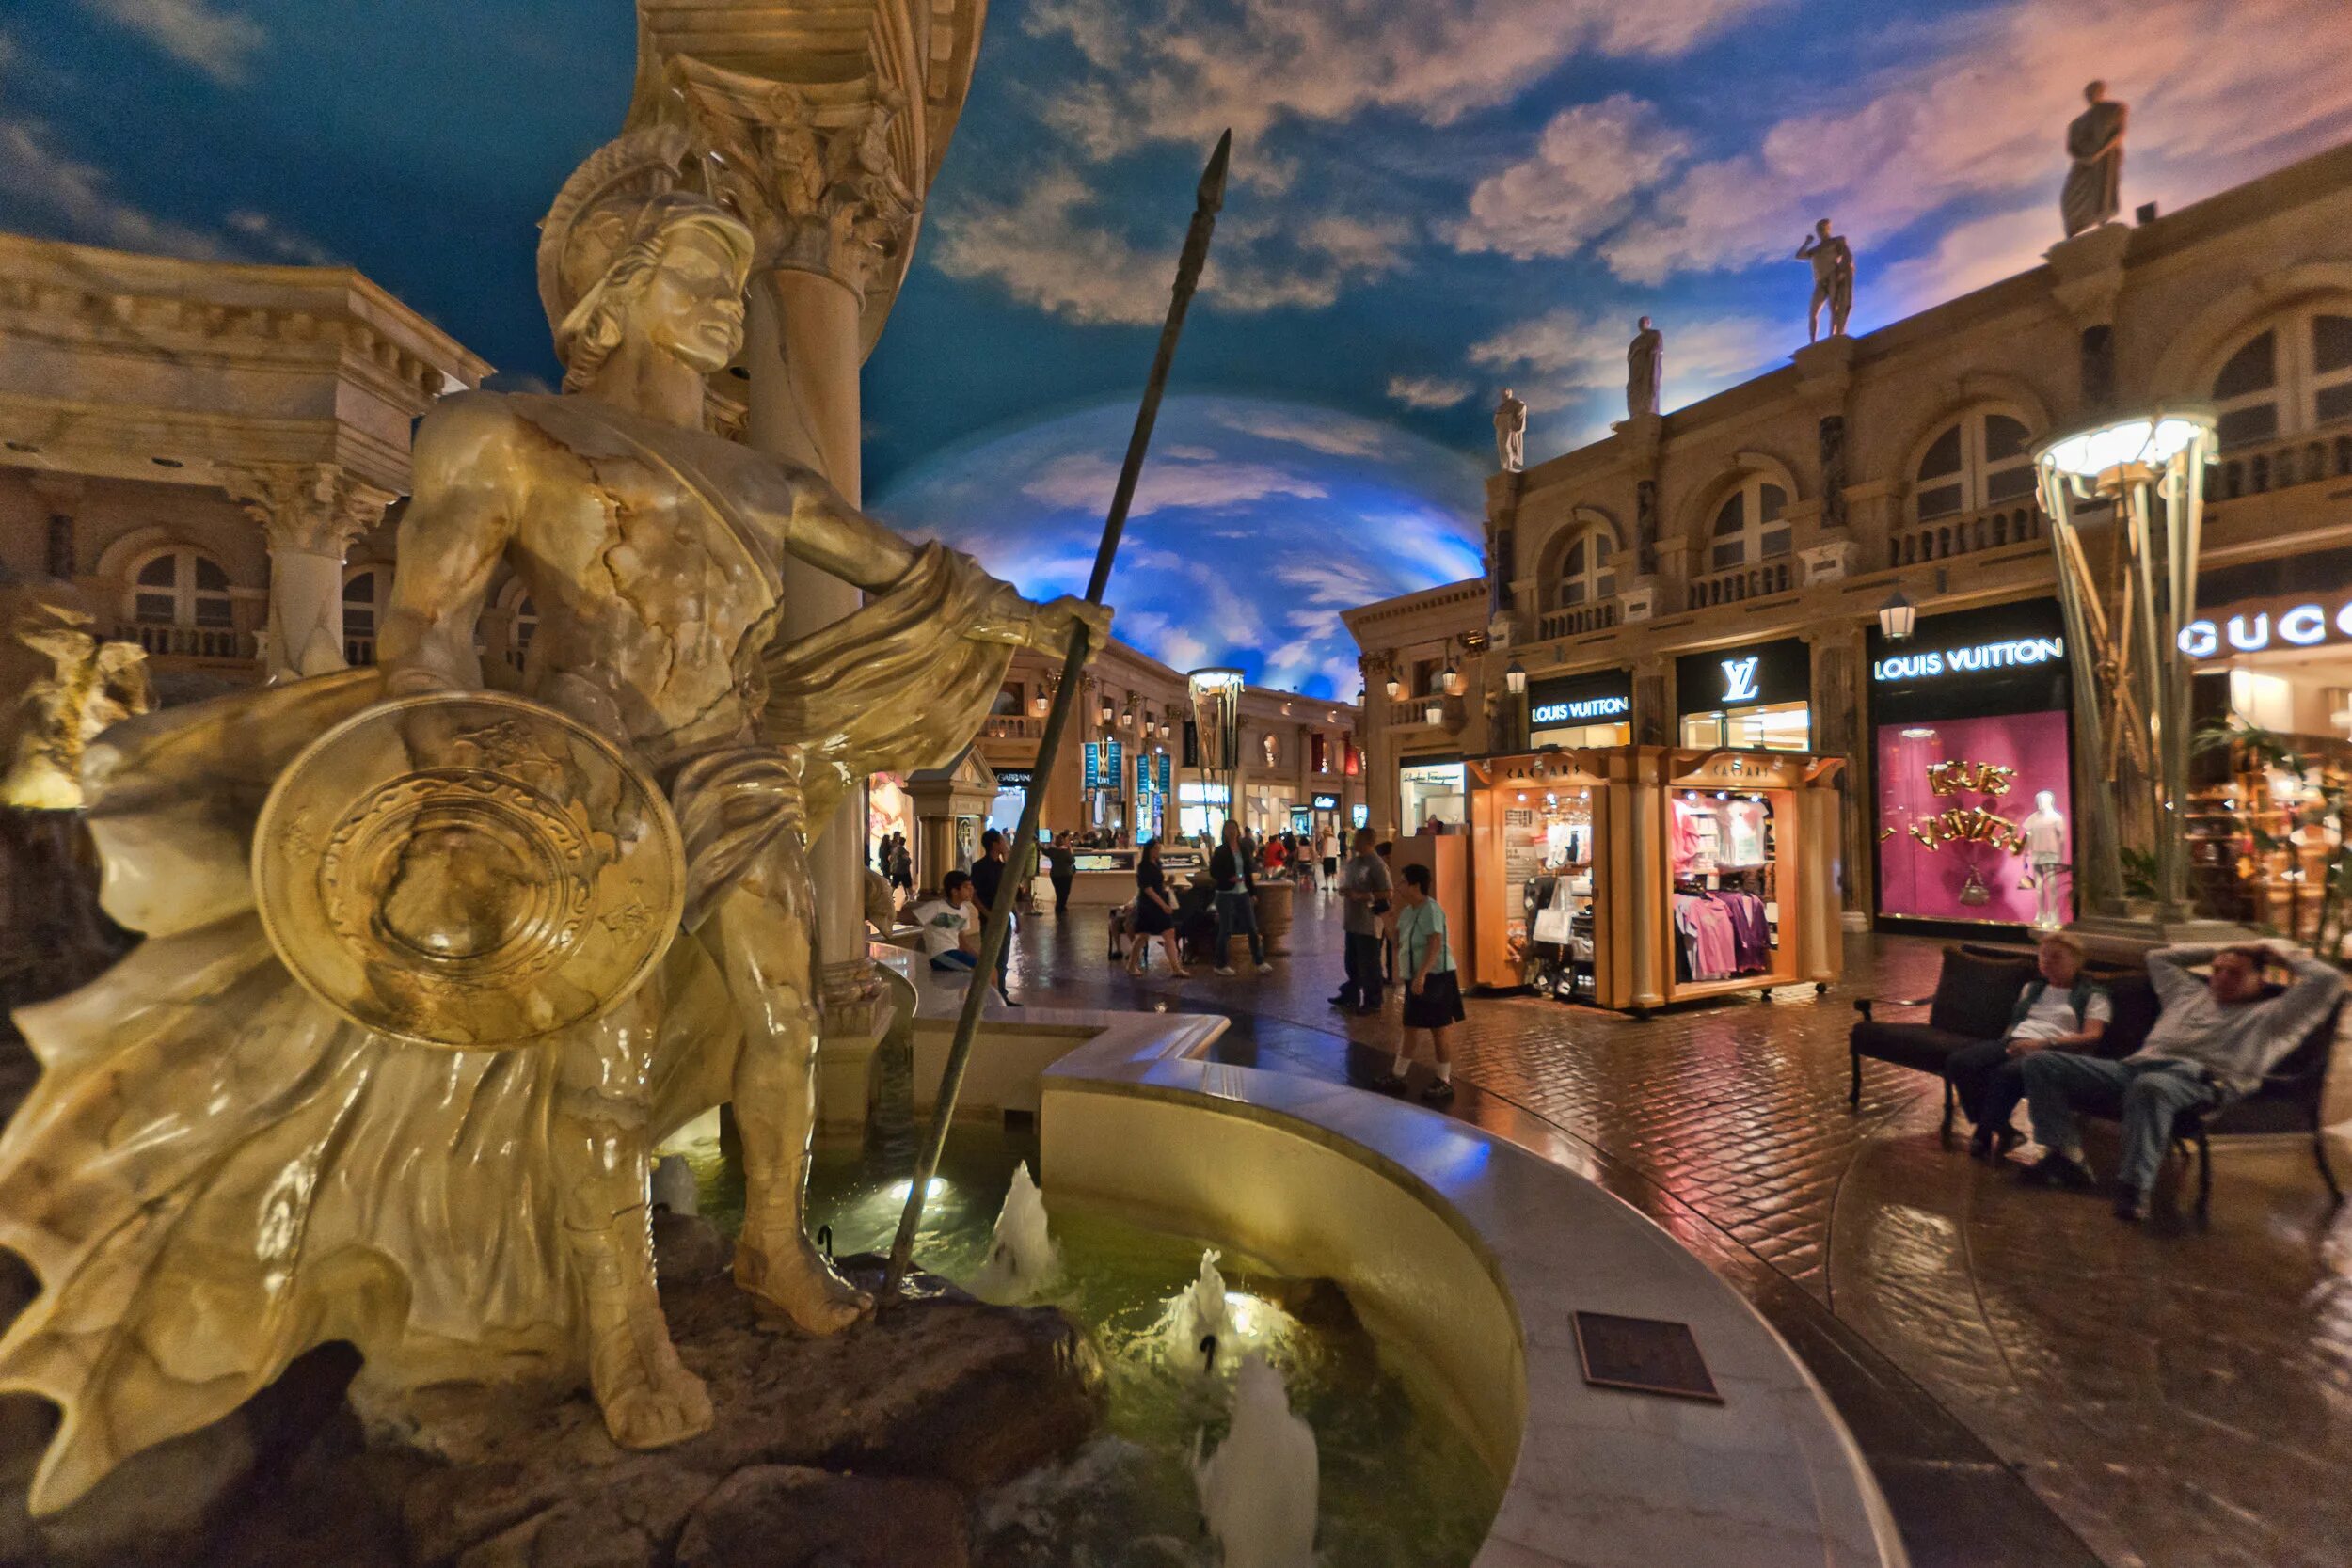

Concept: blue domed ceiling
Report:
left=870, top=395, right=1486, bottom=701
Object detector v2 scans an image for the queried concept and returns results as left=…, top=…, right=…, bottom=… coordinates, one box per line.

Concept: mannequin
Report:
left=2020, top=789, right=2067, bottom=927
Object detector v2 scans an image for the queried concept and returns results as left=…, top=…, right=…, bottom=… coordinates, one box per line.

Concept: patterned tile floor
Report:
left=994, top=884, right=2352, bottom=1568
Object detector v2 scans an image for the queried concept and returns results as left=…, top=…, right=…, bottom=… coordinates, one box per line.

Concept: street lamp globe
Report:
left=1504, top=658, right=1528, bottom=695
left=1877, top=588, right=1916, bottom=642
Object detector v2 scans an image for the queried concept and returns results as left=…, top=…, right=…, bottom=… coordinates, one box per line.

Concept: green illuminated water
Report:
left=662, top=1119, right=1502, bottom=1567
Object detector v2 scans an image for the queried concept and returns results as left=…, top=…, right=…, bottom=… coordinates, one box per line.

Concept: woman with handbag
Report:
left=1126, top=838, right=1190, bottom=977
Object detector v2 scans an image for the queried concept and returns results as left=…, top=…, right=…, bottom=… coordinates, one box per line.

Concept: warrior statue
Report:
left=2061, top=81, right=2128, bottom=238
left=1796, top=218, right=1854, bottom=343
left=0, top=130, right=1104, bottom=1513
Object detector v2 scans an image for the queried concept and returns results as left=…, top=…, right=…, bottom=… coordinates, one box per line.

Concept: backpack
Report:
left=2007, top=976, right=2103, bottom=1034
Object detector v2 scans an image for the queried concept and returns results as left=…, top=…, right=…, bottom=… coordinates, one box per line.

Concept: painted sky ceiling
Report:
left=7, top=1, right=2352, bottom=695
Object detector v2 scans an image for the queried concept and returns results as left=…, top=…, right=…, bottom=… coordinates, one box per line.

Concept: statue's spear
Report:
left=884, top=129, right=1232, bottom=1298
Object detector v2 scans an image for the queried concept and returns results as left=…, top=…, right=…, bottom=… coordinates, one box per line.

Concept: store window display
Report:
left=1399, top=759, right=1467, bottom=834
left=1669, top=790, right=1778, bottom=981
left=1874, top=713, right=2073, bottom=926
left=1502, top=786, right=1596, bottom=1000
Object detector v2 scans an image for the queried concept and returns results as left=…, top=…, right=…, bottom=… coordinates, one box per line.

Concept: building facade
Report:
left=1351, top=142, right=2352, bottom=933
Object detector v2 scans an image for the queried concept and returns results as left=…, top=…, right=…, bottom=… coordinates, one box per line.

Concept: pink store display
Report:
left=1875, top=709, right=2074, bottom=926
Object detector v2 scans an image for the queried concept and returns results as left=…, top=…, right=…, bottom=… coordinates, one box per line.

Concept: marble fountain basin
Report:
left=1032, top=1013, right=1911, bottom=1568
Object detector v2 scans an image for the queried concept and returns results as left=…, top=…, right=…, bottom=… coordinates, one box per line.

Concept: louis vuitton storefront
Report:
left=1675, top=637, right=1812, bottom=752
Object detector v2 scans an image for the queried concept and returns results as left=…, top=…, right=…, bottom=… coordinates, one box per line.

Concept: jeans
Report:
left=1213, top=889, right=1265, bottom=966
left=1341, top=930, right=1384, bottom=1007
left=1050, top=873, right=1073, bottom=913
left=930, top=950, right=977, bottom=973
left=2020, top=1053, right=2222, bottom=1196
left=1946, top=1037, right=2038, bottom=1132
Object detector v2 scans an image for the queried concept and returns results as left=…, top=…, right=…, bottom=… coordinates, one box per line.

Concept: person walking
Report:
left=1126, top=838, right=1190, bottom=977
left=1210, top=818, right=1273, bottom=976
left=968, top=828, right=1019, bottom=1006
left=1318, top=829, right=1340, bottom=884
left=889, top=834, right=914, bottom=898
left=1330, top=826, right=1391, bottom=1015
left=1376, top=863, right=1462, bottom=1103
left=1043, top=831, right=1078, bottom=916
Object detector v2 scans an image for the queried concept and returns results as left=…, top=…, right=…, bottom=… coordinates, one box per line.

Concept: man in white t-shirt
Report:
left=1947, top=931, right=2112, bottom=1158
left=909, top=872, right=980, bottom=974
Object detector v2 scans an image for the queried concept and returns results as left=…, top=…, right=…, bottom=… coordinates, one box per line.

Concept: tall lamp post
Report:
left=2033, top=409, right=2216, bottom=931
left=1188, top=666, right=1246, bottom=837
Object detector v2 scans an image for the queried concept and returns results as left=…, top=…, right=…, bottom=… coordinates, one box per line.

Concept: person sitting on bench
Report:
left=1946, top=932, right=2110, bottom=1161
left=2018, top=942, right=2344, bottom=1222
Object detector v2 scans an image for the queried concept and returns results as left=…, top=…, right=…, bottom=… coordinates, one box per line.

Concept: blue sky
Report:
left=6, top=1, right=2352, bottom=693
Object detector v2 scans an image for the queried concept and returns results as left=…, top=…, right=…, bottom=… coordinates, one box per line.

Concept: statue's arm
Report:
left=1795, top=235, right=1819, bottom=260
left=377, top=396, right=521, bottom=695
left=775, top=470, right=1111, bottom=654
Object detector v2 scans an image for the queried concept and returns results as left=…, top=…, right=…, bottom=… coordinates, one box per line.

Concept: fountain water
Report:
left=650, top=1153, right=699, bottom=1216
left=1194, top=1354, right=1320, bottom=1568
left=968, top=1160, right=1060, bottom=1304
left=1173, top=1247, right=1232, bottom=1369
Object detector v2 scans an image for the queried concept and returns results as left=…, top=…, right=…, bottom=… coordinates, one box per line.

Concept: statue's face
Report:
left=633, top=225, right=747, bottom=373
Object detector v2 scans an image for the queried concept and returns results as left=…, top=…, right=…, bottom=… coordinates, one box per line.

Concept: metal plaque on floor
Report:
left=1572, top=1310, right=1722, bottom=1402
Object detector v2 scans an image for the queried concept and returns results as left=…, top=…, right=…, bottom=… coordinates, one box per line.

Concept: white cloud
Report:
left=1596, top=0, right=2352, bottom=293
left=1023, top=450, right=1327, bottom=516
left=1470, top=308, right=1781, bottom=430
left=931, top=172, right=1408, bottom=324
left=226, top=209, right=337, bottom=265
left=1451, top=95, right=1691, bottom=261
left=1206, top=404, right=1392, bottom=458
left=1024, top=0, right=1771, bottom=164
left=77, top=0, right=266, bottom=85
left=1387, top=374, right=1475, bottom=409
left=0, top=117, right=230, bottom=260
left=1874, top=203, right=2052, bottom=307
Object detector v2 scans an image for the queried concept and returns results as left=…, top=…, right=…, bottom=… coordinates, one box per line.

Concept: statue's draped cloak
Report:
left=0, top=419, right=1017, bottom=1513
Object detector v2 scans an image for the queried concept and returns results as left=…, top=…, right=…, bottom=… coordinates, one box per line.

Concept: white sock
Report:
left=1391, top=1053, right=1410, bottom=1075
left=1436, top=1061, right=1453, bottom=1083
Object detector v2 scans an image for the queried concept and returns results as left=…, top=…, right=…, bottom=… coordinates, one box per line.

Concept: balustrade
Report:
left=1887, top=502, right=2042, bottom=568
left=117, top=623, right=252, bottom=661
left=1683, top=559, right=1794, bottom=610
left=1536, top=598, right=1620, bottom=641
left=2207, top=422, right=2352, bottom=502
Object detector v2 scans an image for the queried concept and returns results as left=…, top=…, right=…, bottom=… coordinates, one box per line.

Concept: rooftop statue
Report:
left=0, top=608, right=151, bottom=812
left=0, top=128, right=1104, bottom=1514
left=2061, top=80, right=2128, bottom=238
left=1795, top=219, right=1854, bottom=343
left=1493, top=388, right=1527, bottom=473
left=1626, top=317, right=1663, bottom=421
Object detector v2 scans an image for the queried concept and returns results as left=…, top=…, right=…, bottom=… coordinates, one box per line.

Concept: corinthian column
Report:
left=669, top=59, right=919, bottom=1032
left=220, top=463, right=393, bottom=683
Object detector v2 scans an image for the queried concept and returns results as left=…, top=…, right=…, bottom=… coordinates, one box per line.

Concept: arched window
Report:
left=131, top=548, right=233, bottom=627
left=503, top=594, right=538, bottom=672
left=1708, top=478, right=1788, bottom=571
left=341, top=566, right=391, bottom=661
left=1913, top=412, right=2036, bottom=521
left=1558, top=530, right=1616, bottom=607
left=2211, top=309, right=2352, bottom=449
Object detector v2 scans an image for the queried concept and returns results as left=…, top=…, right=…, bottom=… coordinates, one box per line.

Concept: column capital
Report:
left=220, top=463, right=394, bottom=558
left=668, top=56, right=916, bottom=297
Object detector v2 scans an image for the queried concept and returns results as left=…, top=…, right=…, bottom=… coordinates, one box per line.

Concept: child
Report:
left=1376, top=863, right=1463, bottom=1104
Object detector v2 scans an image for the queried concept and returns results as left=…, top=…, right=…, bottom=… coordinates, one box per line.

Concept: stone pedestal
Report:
left=1254, top=877, right=1295, bottom=956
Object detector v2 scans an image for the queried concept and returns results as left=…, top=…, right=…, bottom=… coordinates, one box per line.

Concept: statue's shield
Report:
left=253, top=690, right=683, bottom=1048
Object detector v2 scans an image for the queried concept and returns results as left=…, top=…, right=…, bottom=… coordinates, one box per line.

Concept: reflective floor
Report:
left=989, top=884, right=2352, bottom=1568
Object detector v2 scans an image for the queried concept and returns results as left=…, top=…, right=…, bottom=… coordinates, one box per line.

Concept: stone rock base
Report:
left=1, top=1241, right=1104, bottom=1567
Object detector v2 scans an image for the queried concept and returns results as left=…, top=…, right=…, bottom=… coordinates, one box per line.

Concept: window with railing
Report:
left=131, top=547, right=234, bottom=631
left=1707, top=477, right=1788, bottom=571
left=1913, top=411, right=2036, bottom=521
left=2212, top=309, right=2352, bottom=450
left=1557, top=529, right=1615, bottom=608
left=342, top=566, right=387, bottom=665
left=509, top=595, right=537, bottom=672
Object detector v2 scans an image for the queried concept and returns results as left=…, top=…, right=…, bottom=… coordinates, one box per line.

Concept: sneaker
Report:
left=1354, top=1003, right=1379, bottom=1017
left=1254, top=962, right=1275, bottom=974
left=1328, top=994, right=1355, bottom=1007
left=2019, top=1151, right=2096, bottom=1191
left=1215, top=965, right=1236, bottom=976
left=1370, top=1072, right=1408, bottom=1095
left=1967, top=1124, right=2025, bottom=1161
left=2113, top=1187, right=2151, bottom=1223
left=1419, top=1080, right=1456, bottom=1105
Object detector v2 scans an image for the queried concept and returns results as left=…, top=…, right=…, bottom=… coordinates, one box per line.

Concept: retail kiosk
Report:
left=1461, top=745, right=1844, bottom=1011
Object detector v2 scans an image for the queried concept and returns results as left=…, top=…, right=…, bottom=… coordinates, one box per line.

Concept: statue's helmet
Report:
left=535, top=126, right=755, bottom=373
